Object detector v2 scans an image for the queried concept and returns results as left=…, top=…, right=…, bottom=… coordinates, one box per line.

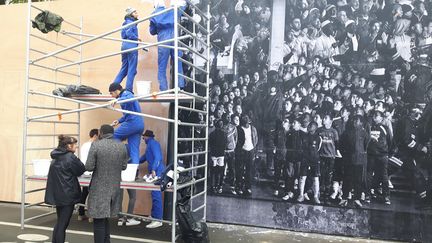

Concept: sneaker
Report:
left=354, top=200, right=363, bottom=208
left=117, top=218, right=125, bottom=226
left=237, top=189, right=243, bottom=195
left=217, top=186, right=223, bottom=194
left=388, top=180, right=394, bottom=189
left=146, top=221, right=163, bottom=228
left=313, top=197, right=321, bottom=204
left=361, top=192, right=365, bottom=201
left=274, top=190, right=279, bottom=196
left=125, top=218, right=141, bottom=226
left=364, top=197, right=371, bottom=204
left=246, top=189, right=252, bottom=195
left=143, top=174, right=151, bottom=181
left=230, top=188, right=237, bottom=195
left=384, top=197, right=391, bottom=205
left=347, top=192, right=352, bottom=200
left=77, top=215, right=88, bottom=221
left=282, top=192, right=294, bottom=201
left=297, top=194, right=304, bottom=202
left=304, top=193, right=310, bottom=201
left=339, top=199, right=348, bottom=206
left=88, top=217, right=93, bottom=223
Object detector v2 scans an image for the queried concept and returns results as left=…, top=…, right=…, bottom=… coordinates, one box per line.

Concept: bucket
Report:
left=136, top=81, right=152, bottom=96
left=32, top=159, right=51, bottom=176
left=121, top=164, right=139, bottom=182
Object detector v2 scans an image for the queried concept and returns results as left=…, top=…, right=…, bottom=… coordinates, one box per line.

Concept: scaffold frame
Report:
left=21, top=0, right=211, bottom=242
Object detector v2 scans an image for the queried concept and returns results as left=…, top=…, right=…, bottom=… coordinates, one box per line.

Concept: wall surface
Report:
left=0, top=0, right=170, bottom=215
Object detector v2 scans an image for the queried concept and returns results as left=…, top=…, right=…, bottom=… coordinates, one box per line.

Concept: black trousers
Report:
left=401, top=155, right=427, bottom=195
left=78, top=187, right=89, bottom=216
left=320, top=157, right=335, bottom=196
left=367, top=155, right=390, bottom=198
left=52, top=204, right=74, bottom=243
left=236, top=149, right=254, bottom=190
left=93, top=218, right=110, bottom=243
left=342, top=163, right=366, bottom=200
left=224, top=151, right=236, bottom=187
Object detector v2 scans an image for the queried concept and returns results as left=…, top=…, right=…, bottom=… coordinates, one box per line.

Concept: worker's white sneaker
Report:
left=125, top=218, right=141, bottom=226
left=146, top=221, right=163, bottom=228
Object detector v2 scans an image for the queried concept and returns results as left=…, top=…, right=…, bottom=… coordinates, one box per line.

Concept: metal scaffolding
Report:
left=21, top=0, right=211, bottom=242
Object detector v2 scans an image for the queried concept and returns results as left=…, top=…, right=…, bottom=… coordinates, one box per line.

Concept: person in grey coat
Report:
left=85, top=124, right=129, bottom=243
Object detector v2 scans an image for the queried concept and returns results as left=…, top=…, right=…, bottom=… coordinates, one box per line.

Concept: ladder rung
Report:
left=30, top=34, right=81, bottom=53
left=191, top=190, right=206, bottom=200
left=178, top=105, right=207, bottom=114
left=178, top=90, right=208, bottom=101
left=25, top=188, right=46, bottom=194
left=178, top=137, right=208, bottom=142
left=178, top=57, right=208, bottom=74
left=25, top=201, right=45, bottom=208
left=180, top=164, right=206, bottom=173
left=24, top=211, right=56, bottom=223
left=177, top=177, right=206, bottom=190
left=192, top=204, right=206, bottom=213
left=178, top=73, right=208, bottom=88
left=29, top=120, right=79, bottom=125
left=178, top=151, right=207, bottom=157
left=28, top=106, right=71, bottom=111
left=179, top=121, right=206, bottom=127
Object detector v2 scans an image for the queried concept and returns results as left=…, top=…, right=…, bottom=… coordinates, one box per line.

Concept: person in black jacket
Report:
left=209, top=119, right=228, bottom=194
left=339, top=115, right=370, bottom=208
left=45, top=135, right=86, bottom=243
left=367, top=110, right=392, bottom=205
left=273, top=118, right=290, bottom=197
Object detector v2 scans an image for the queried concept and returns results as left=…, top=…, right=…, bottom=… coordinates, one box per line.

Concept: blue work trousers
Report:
left=113, top=50, right=138, bottom=92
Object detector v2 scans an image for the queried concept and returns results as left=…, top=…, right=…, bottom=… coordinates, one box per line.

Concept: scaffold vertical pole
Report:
left=172, top=2, right=180, bottom=242
left=203, top=2, right=211, bottom=221
left=21, top=0, right=32, bottom=230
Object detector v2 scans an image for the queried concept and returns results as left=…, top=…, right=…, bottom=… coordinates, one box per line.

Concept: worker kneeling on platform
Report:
left=109, top=83, right=144, bottom=165
left=140, top=130, right=165, bottom=228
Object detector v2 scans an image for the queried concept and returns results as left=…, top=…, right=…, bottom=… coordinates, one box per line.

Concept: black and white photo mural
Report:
left=186, top=0, right=432, bottom=241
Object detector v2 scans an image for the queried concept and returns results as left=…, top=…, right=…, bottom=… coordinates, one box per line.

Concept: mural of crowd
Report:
left=187, top=0, right=432, bottom=209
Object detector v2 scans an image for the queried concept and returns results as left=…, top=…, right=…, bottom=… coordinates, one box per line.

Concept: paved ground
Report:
left=0, top=202, right=401, bottom=243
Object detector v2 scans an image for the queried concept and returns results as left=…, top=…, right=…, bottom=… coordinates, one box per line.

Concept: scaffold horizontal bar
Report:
left=62, top=31, right=189, bottom=52
left=192, top=204, right=206, bottom=213
left=25, top=201, right=45, bottom=208
left=177, top=137, right=208, bottom=142
left=179, top=8, right=208, bottom=34
left=178, top=41, right=209, bottom=62
left=31, top=6, right=175, bottom=64
left=28, top=77, right=68, bottom=86
left=178, top=73, right=208, bottom=88
left=178, top=150, right=208, bottom=157
left=29, top=120, right=79, bottom=124
left=28, top=106, right=70, bottom=111
left=178, top=105, right=207, bottom=114
left=27, top=134, right=78, bottom=137
left=179, top=121, right=207, bottom=127
left=178, top=177, right=206, bottom=190
left=56, top=35, right=190, bottom=70
left=178, top=57, right=208, bottom=74
left=177, top=24, right=208, bottom=47
left=30, top=63, right=80, bottom=77
left=28, top=90, right=176, bottom=123
left=31, top=5, right=81, bottom=29
left=25, top=188, right=46, bottom=194
left=30, top=48, right=75, bottom=63
left=184, top=0, right=209, bottom=20
left=30, top=34, right=80, bottom=53
left=179, top=164, right=206, bottom=173
left=119, top=212, right=173, bottom=225
left=179, top=90, right=208, bottom=101
left=24, top=211, right=55, bottom=223
left=26, top=147, right=56, bottom=151
left=190, top=190, right=206, bottom=200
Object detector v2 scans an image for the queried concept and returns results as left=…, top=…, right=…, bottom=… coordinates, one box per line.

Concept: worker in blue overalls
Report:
left=140, top=130, right=165, bottom=229
left=149, top=0, right=186, bottom=91
left=109, top=83, right=144, bottom=166
left=113, top=7, right=141, bottom=92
